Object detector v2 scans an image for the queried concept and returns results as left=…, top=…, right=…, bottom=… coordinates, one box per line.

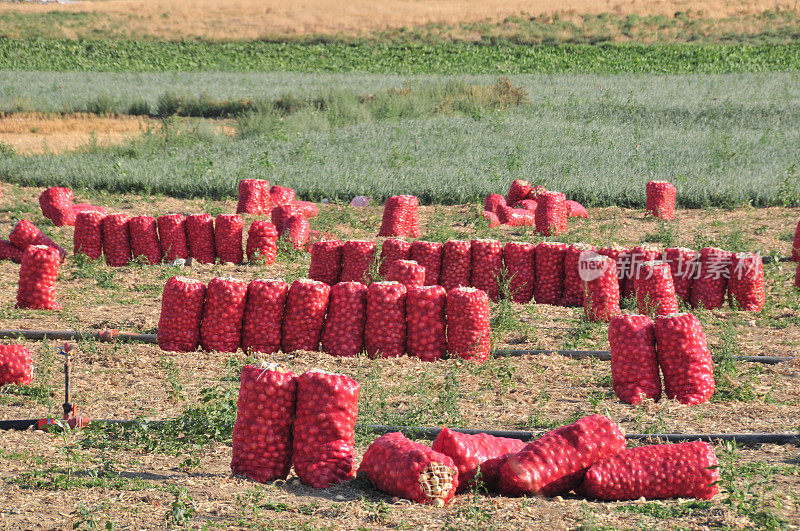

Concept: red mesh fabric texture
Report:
left=690, top=247, right=732, bottom=310
left=385, top=259, right=426, bottom=288
left=406, top=285, right=447, bottom=361
left=73, top=211, right=106, bottom=260
left=237, top=179, right=267, bottom=214
left=609, top=314, right=661, bottom=404
left=728, top=252, right=765, bottom=311
left=534, top=241, right=568, bottom=306
left=410, top=240, right=442, bottom=286
left=439, top=240, right=472, bottom=291
left=157, top=276, right=206, bottom=352
left=16, top=245, right=62, bottom=310
left=214, top=214, right=244, bottom=264
left=186, top=213, right=216, bottom=264
left=340, top=240, right=376, bottom=284
left=379, top=238, right=412, bottom=278
left=484, top=194, right=506, bottom=214
left=199, top=277, right=248, bottom=353
left=281, top=279, right=330, bottom=353
left=583, top=255, right=621, bottom=322
left=654, top=312, right=715, bottom=405
left=321, top=282, right=368, bottom=357
left=309, top=240, right=344, bottom=285
left=39, top=187, right=75, bottom=226
left=157, top=214, right=189, bottom=262
left=562, top=243, right=595, bottom=307
left=535, top=190, right=568, bottom=236
left=240, top=279, right=288, bottom=354
left=102, top=213, right=131, bottom=267
left=0, top=345, right=33, bottom=386
left=10, top=219, right=66, bottom=262
left=664, top=247, right=698, bottom=303
left=365, top=281, right=407, bottom=358
left=645, top=181, right=677, bottom=220
left=446, top=287, right=491, bottom=363
left=636, top=261, right=679, bottom=316
left=129, top=215, right=162, bottom=265
left=0, top=240, right=23, bottom=263
left=470, top=239, right=502, bottom=301
left=284, top=214, right=310, bottom=250
left=507, top=179, right=532, bottom=206
left=503, top=241, right=535, bottom=303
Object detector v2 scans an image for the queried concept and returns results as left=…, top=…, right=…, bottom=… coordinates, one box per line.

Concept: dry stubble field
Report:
left=0, top=183, right=798, bottom=529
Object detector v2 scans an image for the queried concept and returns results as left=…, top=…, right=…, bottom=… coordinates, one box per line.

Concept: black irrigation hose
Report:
left=492, top=349, right=794, bottom=365
left=0, top=329, right=158, bottom=344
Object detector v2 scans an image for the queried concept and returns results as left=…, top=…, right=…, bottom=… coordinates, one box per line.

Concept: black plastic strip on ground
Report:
left=491, top=349, right=792, bottom=365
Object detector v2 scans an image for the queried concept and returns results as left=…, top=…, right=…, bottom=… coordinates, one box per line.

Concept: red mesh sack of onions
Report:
left=9, top=219, right=66, bottom=262
left=101, top=213, right=132, bottom=266
left=270, top=204, right=299, bottom=235
left=321, top=281, right=368, bottom=357
left=598, top=245, right=632, bottom=299
left=281, top=279, right=330, bottom=353
left=16, top=245, right=62, bottom=310
left=245, top=220, right=278, bottom=265
left=727, top=252, right=765, bottom=311
left=534, top=241, right=568, bottom=306
left=237, top=179, right=267, bottom=214
left=626, top=244, right=661, bottom=299
left=645, top=181, right=677, bottom=220
left=609, top=314, right=661, bottom=404
left=157, top=276, right=206, bottom=352
left=654, top=312, right=715, bottom=405
left=128, top=215, right=162, bottom=265
left=284, top=214, right=310, bottom=250
left=410, top=240, right=442, bottom=286
left=340, top=240, right=376, bottom=284
left=293, top=370, right=360, bottom=488
left=484, top=194, right=506, bottom=214
left=507, top=179, right=532, bottom=206
left=583, top=255, right=621, bottom=322
left=270, top=185, right=296, bottom=206
left=446, top=287, right=491, bottom=362
left=309, top=240, right=343, bottom=285
left=432, top=427, right=525, bottom=492
left=200, top=277, right=248, bottom=353
left=406, top=285, right=447, bottom=361
left=664, top=247, right=698, bottom=303
left=690, top=247, right=732, bottom=310
left=39, top=187, right=75, bottom=226
left=402, top=195, right=421, bottom=238
left=636, top=260, right=679, bottom=316
left=214, top=214, right=244, bottom=264
left=186, top=213, right=216, bottom=264
left=566, top=200, right=588, bottom=218
left=378, top=196, right=407, bottom=237
left=580, top=441, right=719, bottom=501
left=73, top=211, right=105, bottom=260
left=562, top=243, right=595, bottom=307
left=358, top=432, right=458, bottom=506
left=480, top=210, right=501, bottom=228
left=291, top=200, right=318, bottom=218
left=497, top=414, right=626, bottom=496
left=535, top=190, right=568, bottom=236
left=157, top=214, right=189, bottom=262
left=240, top=279, right=287, bottom=354
left=516, top=199, right=538, bottom=212
left=0, top=344, right=33, bottom=386
left=379, top=238, right=411, bottom=277
left=231, top=363, right=297, bottom=482
left=470, top=239, right=502, bottom=302
left=439, top=240, right=472, bottom=291
left=503, top=241, right=535, bottom=303
left=0, top=240, right=23, bottom=263
left=385, top=259, right=426, bottom=288
left=793, top=220, right=800, bottom=262
left=795, top=260, right=800, bottom=289
left=365, top=281, right=407, bottom=358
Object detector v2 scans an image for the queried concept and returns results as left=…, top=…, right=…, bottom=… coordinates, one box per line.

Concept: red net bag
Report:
left=654, top=312, right=715, bottom=405
left=293, top=370, right=360, bottom=488
left=101, top=213, right=131, bottom=267
left=70, top=203, right=107, bottom=217
left=406, top=285, right=447, bottom=361
left=309, top=240, right=343, bottom=285
left=507, top=179, right=532, bottom=206
left=580, top=441, right=719, bottom=501
left=0, top=345, right=33, bottom=386
left=270, top=185, right=296, bottom=206
left=0, top=240, right=23, bottom=263
left=214, top=214, right=244, bottom=264
left=563, top=243, right=595, bottom=307
left=410, top=240, right=442, bottom=286
left=598, top=245, right=632, bottom=299
left=636, top=261, right=679, bottom=316
left=291, top=200, right=318, bottom=218
left=157, top=214, right=189, bottom=262
left=535, top=190, right=568, bottom=236
left=498, top=414, right=626, bottom=496
left=664, top=247, right=698, bottom=303
left=626, top=244, right=661, bottom=299
left=10, top=219, right=66, bottom=262
left=583, top=255, right=621, bottom=322
left=480, top=210, right=500, bottom=228
left=793, top=220, right=800, bottom=262
left=237, top=179, right=266, bottom=214
left=359, top=432, right=458, bottom=506
left=186, top=213, right=216, bottom=264
left=245, top=220, right=278, bottom=265
left=432, top=427, right=525, bottom=492
left=129, top=215, right=162, bottom=265
left=529, top=185, right=548, bottom=199
left=609, top=314, right=660, bottom=404
left=470, top=239, right=502, bottom=302
left=284, top=214, right=310, bottom=250
left=39, top=187, right=74, bottom=226
left=516, top=198, right=538, bottom=212
left=440, top=240, right=471, bottom=291
left=157, top=276, right=207, bottom=352
left=240, top=279, right=287, bottom=354
left=365, top=281, right=407, bottom=358
left=231, top=363, right=297, bottom=482
left=270, top=204, right=300, bottom=236
left=795, top=260, right=800, bottom=289
left=16, top=245, right=62, bottom=310
left=484, top=194, right=506, bottom=214
left=378, top=196, right=406, bottom=237
left=645, top=181, right=677, bottom=220
left=340, top=240, right=376, bottom=284
left=199, top=277, right=248, bottom=353
left=690, top=247, right=731, bottom=310
left=534, top=241, right=568, bottom=306
left=385, top=259, right=426, bottom=288
left=728, top=252, right=765, bottom=312
left=566, top=200, right=588, bottom=218
left=281, top=279, right=330, bottom=353
left=446, top=287, right=491, bottom=362
left=402, top=195, right=421, bottom=238
left=495, top=205, right=514, bottom=225
left=379, top=238, right=411, bottom=277
left=503, top=241, right=535, bottom=303
left=73, top=211, right=105, bottom=260
left=321, top=281, right=367, bottom=357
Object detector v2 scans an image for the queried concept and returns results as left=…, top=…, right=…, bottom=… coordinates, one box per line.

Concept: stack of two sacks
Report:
left=0, top=219, right=65, bottom=264
left=38, top=187, right=106, bottom=227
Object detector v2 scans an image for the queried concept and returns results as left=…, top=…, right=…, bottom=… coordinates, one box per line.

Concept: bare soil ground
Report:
left=0, top=0, right=794, bottom=40
left=0, top=183, right=798, bottom=529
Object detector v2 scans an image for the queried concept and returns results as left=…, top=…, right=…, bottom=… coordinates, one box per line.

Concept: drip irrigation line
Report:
left=491, top=349, right=793, bottom=365
left=0, top=329, right=157, bottom=344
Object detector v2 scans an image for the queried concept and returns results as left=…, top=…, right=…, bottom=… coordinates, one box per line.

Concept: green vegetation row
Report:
left=1, top=39, right=800, bottom=73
